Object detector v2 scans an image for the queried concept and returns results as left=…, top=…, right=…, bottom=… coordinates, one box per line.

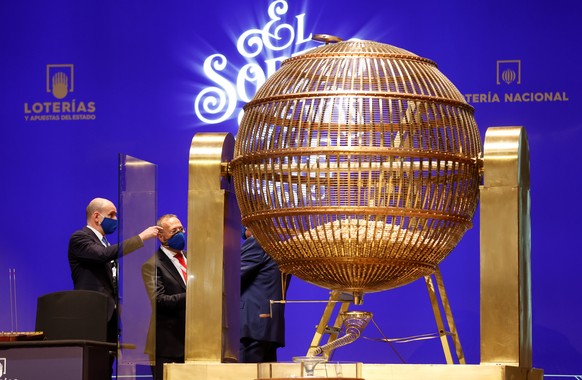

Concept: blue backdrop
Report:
left=1, top=0, right=581, bottom=376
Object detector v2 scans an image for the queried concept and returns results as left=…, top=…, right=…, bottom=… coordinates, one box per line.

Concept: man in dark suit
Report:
left=68, top=197, right=161, bottom=344
left=240, top=226, right=290, bottom=363
left=141, top=214, right=188, bottom=380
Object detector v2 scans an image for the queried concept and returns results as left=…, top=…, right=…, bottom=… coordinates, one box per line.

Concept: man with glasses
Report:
left=141, top=214, right=188, bottom=380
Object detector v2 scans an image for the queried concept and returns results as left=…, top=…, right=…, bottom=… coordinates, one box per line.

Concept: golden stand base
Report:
left=363, top=364, right=542, bottom=380
left=166, top=362, right=543, bottom=380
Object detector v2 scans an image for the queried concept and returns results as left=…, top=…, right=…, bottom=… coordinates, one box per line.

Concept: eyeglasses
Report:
left=169, top=227, right=185, bottom=235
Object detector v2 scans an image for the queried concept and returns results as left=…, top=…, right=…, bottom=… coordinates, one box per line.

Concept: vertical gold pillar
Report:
left=184, top=132, right=240, bottom=362
left=480, top=126, right=531, bottom=367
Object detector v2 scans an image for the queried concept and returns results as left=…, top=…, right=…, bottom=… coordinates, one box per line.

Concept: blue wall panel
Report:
left=1, top=0, right=580, bottom=375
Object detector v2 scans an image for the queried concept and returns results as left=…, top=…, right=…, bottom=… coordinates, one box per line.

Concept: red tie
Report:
left=175, top=252, right=187, bottom=283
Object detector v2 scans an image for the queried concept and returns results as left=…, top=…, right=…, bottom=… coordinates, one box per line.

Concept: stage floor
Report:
left=166, top=362, right=543, bottom=380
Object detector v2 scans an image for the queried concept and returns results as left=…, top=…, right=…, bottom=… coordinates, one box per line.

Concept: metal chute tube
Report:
left=310, top=326, right=361, bottom=356
left=309, top=311, right=373, bottom=357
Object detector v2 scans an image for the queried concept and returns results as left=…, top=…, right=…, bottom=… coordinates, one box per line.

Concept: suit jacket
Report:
left=68, top=226, right=144, bottom=320
left=141, top=248, right=187, bottom=359
left=240, top=237, right=289, bottom=346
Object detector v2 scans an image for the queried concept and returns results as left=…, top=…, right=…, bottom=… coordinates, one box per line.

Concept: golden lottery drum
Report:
left=231, top=38, right=481, bottom=295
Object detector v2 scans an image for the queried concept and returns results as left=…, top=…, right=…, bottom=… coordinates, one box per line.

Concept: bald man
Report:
left=68, top=197, right=161, bottom=344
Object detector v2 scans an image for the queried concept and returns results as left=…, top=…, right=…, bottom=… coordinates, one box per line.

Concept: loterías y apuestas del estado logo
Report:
left=23, top=64, right=96, bottom=122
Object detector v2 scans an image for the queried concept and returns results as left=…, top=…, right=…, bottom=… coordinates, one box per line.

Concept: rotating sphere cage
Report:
left=231, top=38, right=482, bottom=295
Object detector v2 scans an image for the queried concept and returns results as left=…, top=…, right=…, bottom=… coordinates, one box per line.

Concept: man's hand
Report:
left=139, top=226, right=163, bottom=241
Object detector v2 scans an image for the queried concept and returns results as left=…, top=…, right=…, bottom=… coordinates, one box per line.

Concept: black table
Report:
left=0, top=339, right=116, bottom=380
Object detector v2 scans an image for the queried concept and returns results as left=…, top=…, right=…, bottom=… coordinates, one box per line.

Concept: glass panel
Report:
left=118, top=154, right=158, bottom=378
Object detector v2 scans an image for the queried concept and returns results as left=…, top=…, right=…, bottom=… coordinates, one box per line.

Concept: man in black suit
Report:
left=240, top=226, right=290, bottom=363
left=68, top=197, right=161, bottom=344
left=141, top=214, right=188, bottom=380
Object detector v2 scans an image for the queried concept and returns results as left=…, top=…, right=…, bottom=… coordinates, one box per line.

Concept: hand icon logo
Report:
left=51, top=72, right=68, bottom=99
